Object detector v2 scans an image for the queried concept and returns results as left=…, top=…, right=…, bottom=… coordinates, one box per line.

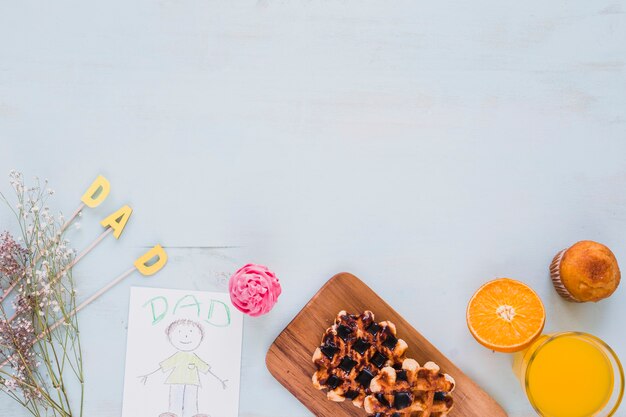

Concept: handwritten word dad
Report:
left=143, top=294, right=231, bottom=327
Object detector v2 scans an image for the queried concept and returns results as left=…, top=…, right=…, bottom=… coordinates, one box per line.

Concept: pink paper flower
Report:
left=228, top=264, right=281, bottom=317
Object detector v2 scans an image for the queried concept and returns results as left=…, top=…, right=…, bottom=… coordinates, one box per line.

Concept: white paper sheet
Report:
left=121, top=287, right=243, bottom=417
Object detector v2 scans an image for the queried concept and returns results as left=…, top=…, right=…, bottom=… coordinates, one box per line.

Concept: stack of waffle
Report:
left=312, top=311, right=455, bottom=417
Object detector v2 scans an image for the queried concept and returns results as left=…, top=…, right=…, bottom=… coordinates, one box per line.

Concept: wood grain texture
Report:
left=266, top=272, right=508, bottom=417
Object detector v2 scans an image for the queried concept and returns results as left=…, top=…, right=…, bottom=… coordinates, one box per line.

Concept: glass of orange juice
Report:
left=513, top=332, right=624, bottom=417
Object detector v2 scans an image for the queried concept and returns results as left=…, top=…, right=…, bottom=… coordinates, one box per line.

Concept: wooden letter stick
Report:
left=0, top=266, right=137, bottom=369
left=0, top=203, right=88, bottom=303
left=2, top=174, right=112, bottom=302
left=1, top=244, right=166, bottom=368
left=60, top=202, right=86, bottom=234
left=4, top=228, right=113, bottom=323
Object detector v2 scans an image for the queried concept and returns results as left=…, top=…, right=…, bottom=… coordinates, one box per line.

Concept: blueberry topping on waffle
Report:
left=336, top=324, right=353, bottom=341
left=353, top=338, right=371, bottom=355
left=393, top=391, right=412, bottom=410
left=366, top=322, right=381, bottom=335
left=312, top=310, right=455, bottom=417
left=344, top=389, right=359, bottom=400
left=364, top=359, right=456, bottom=416
left=339, top=356, right=357, bottom=373
left=382, top=334, right=398, bottom=350
left=434, top=391, right=446, bottom=401
left=370, top=351, right=387, bottom=369
left=325, top=375, right=341, bottom=389
left=320, top=344, right=338, bottom=360
left=357, top=368, right=375, bottom=387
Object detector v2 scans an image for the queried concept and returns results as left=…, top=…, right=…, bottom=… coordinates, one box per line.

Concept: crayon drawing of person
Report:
left=139, top=319, right=227, bottom=417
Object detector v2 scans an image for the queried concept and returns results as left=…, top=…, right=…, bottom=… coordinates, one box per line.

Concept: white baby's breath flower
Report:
left=2, top=172, right=85, bottom=409
left=3, top=378, right=18, bottom=391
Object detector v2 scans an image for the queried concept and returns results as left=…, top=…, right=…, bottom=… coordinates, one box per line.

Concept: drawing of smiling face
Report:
left=169, top=322, right=203, bottom=352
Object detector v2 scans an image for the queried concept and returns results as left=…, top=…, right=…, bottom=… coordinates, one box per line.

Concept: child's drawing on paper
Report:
left=139, top=319, right=228, bottom=417
left=121, top=287, right=243, bottom=417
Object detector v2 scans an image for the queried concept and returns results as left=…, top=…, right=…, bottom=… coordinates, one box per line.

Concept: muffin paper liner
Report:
left=550, top=248, right=583, bottom=303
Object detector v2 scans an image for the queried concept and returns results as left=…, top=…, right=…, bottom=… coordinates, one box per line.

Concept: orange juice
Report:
left=513, top=332, right=624, bottom=417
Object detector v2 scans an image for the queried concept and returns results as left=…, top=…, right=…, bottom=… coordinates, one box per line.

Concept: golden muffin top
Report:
left=560, top=240, right=621, bottom=302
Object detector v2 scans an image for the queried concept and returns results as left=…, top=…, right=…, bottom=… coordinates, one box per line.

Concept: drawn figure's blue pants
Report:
left=169, top=384, right=199, bottom=417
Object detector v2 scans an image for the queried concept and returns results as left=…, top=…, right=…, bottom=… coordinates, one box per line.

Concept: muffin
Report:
left=550, top=240, right=621, bottom=302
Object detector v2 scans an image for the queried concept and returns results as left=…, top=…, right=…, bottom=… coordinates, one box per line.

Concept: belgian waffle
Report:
left=364, top=359, right=455, bottom=417
left=312, top=311, right=409, bottom=407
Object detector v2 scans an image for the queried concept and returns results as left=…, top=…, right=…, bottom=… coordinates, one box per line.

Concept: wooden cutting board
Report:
left=266, top=272, right=508, bottom=417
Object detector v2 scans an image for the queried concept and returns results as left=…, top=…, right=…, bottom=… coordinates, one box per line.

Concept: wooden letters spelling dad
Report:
left=80, top=174, right=167, bottom=276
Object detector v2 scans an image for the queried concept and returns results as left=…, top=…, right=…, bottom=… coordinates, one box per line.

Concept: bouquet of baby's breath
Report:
left=0, top=171, right=84, bottom=417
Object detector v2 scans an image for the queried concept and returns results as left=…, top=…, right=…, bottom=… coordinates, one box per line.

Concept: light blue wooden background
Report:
left=1, top=1, right=626, bottom=416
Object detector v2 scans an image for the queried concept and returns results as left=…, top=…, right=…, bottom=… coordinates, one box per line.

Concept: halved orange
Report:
left=467, top=278, right=545, bottom=353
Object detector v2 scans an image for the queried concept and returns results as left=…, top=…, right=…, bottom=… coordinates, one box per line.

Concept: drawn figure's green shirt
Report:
left=160, top=352, right=210, bottom=385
